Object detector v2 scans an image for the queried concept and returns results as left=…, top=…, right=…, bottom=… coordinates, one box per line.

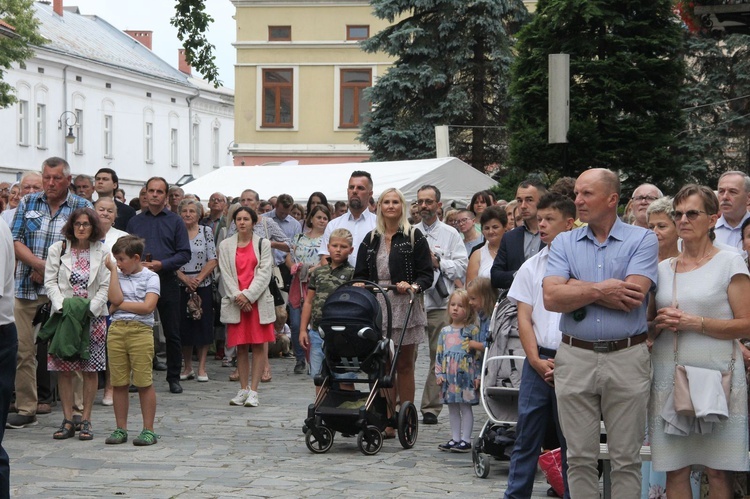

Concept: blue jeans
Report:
left=0, top=323, right=18, bottom=499
left=504, top=356, right=569, bottom=499
left=288, top=305, right=305, bottom=362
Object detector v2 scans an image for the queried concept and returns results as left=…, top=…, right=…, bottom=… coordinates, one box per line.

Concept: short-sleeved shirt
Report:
left=544, top=218, right=658, bottom=341
left=308, top=262, right=354, bottom=329
left=318, top=210, right=376, bottom=267
left=11, top=191, right=93, bottom=299
left=714, top=211, right=750, bottom=253
left=508, top=246, right=562, bottom=350
left=179, top=225, right=217, bottom=288
left=111, top=268, right=161, bottom=326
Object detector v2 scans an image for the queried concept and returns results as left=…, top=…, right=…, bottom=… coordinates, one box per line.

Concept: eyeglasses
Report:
left=209, top=197, right=225, bottom=203
left=74, top=222, right=92, bottom=229
left=456, top=218, right=473, bottom=225
left=633, top=195, right=659, bottom=202
left=673, top=210, right=706, bottom=221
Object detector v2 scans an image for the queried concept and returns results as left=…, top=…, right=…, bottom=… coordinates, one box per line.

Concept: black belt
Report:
left=561, top=332, right=648, bottom=353
left=537, top=346, right=557, bottom=358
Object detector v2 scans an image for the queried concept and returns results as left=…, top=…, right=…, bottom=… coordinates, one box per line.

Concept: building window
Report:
left=212, top=125, right=220, bottom=168
left=103, top=114, right=113, bottom=158
left=74, top=109, right=83, bottom=154
left=18, top=100, right=29, bottom=145
left=346, top=25, right=369, bottom=41
left=170, top=128, right=179, bottom=167
left=145, top=122, right=153, bottom=163
left=192, top=122, right=200, bottom=165
left=35, top=104, right=46, bottom=148
left=262, top=69, right=293, bottom=128
left=340, top=69, right=372, bottom=128
left=268, top=26, right=291, bottom=41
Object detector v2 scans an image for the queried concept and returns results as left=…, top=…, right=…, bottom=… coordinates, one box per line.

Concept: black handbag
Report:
left=258, top=237, right=285, bottom=306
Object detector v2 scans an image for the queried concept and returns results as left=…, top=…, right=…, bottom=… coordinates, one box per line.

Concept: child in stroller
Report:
left=303, top=281, right=419, bottom=455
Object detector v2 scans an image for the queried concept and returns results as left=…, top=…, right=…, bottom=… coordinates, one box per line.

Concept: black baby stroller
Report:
left=303, top=280, right=419, bottom=455
left=472, top=291, right=526, bottom=478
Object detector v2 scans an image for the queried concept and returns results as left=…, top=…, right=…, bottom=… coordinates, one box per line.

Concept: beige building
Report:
left=231, top=0, right=397, bottom=165
left=230, top=0, right=537, bottom=166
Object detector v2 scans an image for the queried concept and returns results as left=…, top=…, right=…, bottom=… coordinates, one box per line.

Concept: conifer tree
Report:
left=508, top=0, right=684, bottom=191
left=359, top=0, right=529, bottom=171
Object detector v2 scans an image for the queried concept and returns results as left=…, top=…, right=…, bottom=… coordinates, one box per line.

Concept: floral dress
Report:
left=435, top=324, right=481, bottom=405
left=47, top=248, right=107, bottom=372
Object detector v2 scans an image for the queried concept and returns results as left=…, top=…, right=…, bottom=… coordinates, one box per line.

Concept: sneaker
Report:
left=222, top=358, right=233, bottom=368
left=133, top=429, right=159, bottom=446
left=293, top=359, right=306, bottom=374
left=230, top=388, right=250, bottom=406
left=438, top=439, right=457, bottom=451
left=244, top=390, right=259, bottom=407
left=451, top=440, right=472, bottom=453
left=6, top=414, right=37, bottom=429
left=105, top=428, right=128, bottom=445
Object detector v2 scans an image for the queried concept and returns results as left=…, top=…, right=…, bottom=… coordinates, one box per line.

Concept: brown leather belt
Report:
left=561, top=332, right=648, bottom=353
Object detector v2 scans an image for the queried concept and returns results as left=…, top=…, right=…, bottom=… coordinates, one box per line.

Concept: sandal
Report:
left=53, top=419, right=76, bottom=440
left=78, top=420, right=93, bottom=441
left=229, top=370, right=239, bottom=382
left=261, top=366, right=272, bottom=383
left=382, top=427, right=396, bottom=440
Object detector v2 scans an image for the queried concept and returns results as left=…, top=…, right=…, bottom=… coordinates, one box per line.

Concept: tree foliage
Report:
left=359, top=0, right=530, bottom=171
left=678, top=34, right=750, bottom=184
left=171, top=0, right=221, bottom=86
left=508, top=0, right=685, bottom=193
left=0, top=0, right=45, bottom=108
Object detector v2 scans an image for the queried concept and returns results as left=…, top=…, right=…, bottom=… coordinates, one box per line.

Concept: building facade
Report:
left=0, top=1, right=234, bottom=197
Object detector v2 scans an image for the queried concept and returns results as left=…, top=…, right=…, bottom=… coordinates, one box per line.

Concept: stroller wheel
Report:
left=305, top=426, right=334, bottom=454
left=473, top=447, right=491, bottom=478
left=357, top=426, right=383, bottom=456
left=397, top=401, right=418, bottom=449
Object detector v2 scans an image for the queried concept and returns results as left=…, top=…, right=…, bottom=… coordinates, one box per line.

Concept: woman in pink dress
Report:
left=218, top=207, right=276, bottom=408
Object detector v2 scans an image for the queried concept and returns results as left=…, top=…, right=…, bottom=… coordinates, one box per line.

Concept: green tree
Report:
left=678, top=34, right=750, bottom=184
left=508, top=0, right=685, bottom=192
left=171, top=0, right=221, bottom=86
left=358, top=0, right=530, bottom=171
left=0, top=0, right=45, bottom=108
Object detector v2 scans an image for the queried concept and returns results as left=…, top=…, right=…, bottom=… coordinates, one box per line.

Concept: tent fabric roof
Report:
left=180, top=157, right=496, bottom=207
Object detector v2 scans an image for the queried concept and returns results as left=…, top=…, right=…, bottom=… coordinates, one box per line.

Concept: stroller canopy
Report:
left=320, top=285, right=382, bottom=336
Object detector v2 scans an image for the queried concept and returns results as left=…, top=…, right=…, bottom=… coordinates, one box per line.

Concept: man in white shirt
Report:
left=715, top=171, right=750, bottom=251
left=414, top=185, right=468, bottom=425
left=0, top=220, right=16, bottom=495
left=318, top=171, right=376, bottom=267
left=630, top=183, right=662, bottom=229
left=504, top=192, right=575, bottom=499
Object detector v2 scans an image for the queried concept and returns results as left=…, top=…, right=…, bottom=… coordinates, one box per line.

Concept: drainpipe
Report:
left=62, top=65, right=69, bottom=161
left=186, top=92, right=199, bottom=177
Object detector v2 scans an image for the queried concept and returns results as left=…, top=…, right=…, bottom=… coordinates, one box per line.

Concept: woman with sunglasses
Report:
left=649, top=185, right=750, bottom=496
left=44, top=208, right=111, bottom=441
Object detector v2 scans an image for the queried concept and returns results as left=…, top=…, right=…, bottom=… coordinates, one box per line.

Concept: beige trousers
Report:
left=14, top=297, right=48, bottom=416
left=418, top=309, right=448, bottom=417
left=554, top=341, right=651, bottom=499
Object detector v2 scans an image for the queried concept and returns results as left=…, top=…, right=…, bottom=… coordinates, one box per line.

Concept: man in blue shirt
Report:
left=543, top=169, right=658, bottom=499
left=7, top=157, right=92, bottom=429
left=127, top=177, right=191, bottom=394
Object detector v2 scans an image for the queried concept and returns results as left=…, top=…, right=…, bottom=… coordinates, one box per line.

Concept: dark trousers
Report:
left=504, top=356, right=569, bottom=499
left=157, top=274, right=182, bottom=384
left=288, top=305, right=305, bottom=362
left=0, top=323, right=18, bottom=498
left=35, top=339, right=52, bottom=404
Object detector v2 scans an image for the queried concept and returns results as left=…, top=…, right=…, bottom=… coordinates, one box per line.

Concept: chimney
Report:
left=53, top=0, right=63, bottom=16
left=178, top=49, right=191, bottom=75
left=124, top=30, right=153, bottom=50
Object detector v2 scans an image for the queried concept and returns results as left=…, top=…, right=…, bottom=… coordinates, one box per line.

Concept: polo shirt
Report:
left=544, top=218, right=658, bottom=341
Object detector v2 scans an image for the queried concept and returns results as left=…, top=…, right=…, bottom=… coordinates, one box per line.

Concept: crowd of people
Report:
left=1, top=157, right=750, bottom=498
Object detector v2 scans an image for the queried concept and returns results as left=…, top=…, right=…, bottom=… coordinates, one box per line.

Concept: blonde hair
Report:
left=466, top=277, right=498, bottom=319
left=329, top=228, right=353, bottom=246
left=446, top=289, right=476, bottom=325
left=375, top=188, right=411, bottom=236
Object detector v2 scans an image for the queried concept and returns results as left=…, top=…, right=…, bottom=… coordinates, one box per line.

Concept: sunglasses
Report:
left=673, top=210, right=706, bottom=221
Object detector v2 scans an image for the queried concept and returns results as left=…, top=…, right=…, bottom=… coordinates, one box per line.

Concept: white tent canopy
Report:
left=180, top=157, right=496, bottom=207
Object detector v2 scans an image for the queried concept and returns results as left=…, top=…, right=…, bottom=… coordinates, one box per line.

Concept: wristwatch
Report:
left=411, top=283, right=421, bottom=293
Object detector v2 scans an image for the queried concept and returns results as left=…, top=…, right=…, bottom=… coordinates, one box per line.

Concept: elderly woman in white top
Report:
left=44, top=208, right=110, bottom=441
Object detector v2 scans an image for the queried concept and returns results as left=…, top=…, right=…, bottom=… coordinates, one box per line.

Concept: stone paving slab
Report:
left=4, top=342, right=560, bottom=497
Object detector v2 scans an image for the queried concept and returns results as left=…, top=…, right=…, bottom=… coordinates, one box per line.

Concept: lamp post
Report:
left=58, top=111, right=78, bottom=160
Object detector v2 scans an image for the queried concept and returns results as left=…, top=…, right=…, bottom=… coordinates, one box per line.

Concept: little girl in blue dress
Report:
left=435, top=289, right=483, bottom=453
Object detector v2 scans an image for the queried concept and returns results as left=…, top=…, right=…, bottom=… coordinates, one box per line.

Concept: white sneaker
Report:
left=230, top=388, right=250, bottom=406
left=244, top=390, right=259, bottom=407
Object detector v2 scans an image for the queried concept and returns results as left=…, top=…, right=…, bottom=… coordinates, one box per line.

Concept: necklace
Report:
left=678, top=250, right=713, bottom=272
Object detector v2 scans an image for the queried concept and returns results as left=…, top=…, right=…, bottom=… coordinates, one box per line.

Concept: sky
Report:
left=68, top=0, right=236, bottom=88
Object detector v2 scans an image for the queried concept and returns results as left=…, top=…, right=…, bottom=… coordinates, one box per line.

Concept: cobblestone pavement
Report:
left=5, top=342, right=557, bottom=498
